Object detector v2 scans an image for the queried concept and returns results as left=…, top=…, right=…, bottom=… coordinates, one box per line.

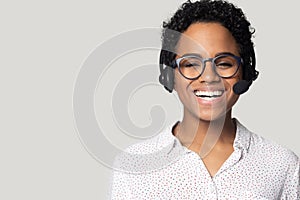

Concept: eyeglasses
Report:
left=175, top=53, right=243, bottom=80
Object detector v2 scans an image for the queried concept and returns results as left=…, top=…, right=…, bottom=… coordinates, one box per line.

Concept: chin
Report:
left=193, top=107, right=230, bottom=123
left=199, top=113, right=227, bottom=123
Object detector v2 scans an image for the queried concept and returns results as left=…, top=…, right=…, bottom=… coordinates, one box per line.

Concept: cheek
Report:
left=237, top=67, right=243, bottom=80
left=227, top=68, right=243, bottom=90
left=174, top=70, right=186, bottom=91
left=173, top=71, right=194, bottom=102
left=224, top=79, right=240, bottom=106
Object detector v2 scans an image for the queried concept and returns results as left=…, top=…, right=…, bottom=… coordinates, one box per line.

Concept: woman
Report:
left=110, top=0, right=300, bottom=199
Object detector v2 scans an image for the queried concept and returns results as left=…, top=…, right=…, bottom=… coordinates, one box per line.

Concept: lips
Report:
left=193, top=89, right=225, bottom=103
left=194, top=90, right=224, bottom=98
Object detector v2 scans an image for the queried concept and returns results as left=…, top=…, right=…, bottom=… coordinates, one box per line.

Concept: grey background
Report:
left=1, top=0, right=300, bottom=199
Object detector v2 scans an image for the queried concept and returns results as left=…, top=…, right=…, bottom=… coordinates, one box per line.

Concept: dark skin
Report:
left=172, top=22, right=242, bottom=177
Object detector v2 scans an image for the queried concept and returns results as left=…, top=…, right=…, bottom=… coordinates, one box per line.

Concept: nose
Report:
left=199, top=60, right=220, bottom=83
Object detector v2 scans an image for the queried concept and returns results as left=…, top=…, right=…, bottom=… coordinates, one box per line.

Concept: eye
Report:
left=184, top=62, right=200, bottom=67
left=214, top=56, right=236, bottom=69
left=180, top=58, right=202, bottom=68
left=216, top=62, right=233, bottom=69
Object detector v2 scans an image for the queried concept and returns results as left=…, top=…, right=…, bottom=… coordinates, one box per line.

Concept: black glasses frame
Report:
left=174, top=53, right=243, bottom=80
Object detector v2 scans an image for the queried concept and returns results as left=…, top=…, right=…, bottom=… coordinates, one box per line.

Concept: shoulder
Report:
left=123, top=123, right=176, bottom=154
left=235, top=119, right=299, bottom=183
left=112, top=122, right=181, bottom=173
left=250, top=131, right=298, bottom=162
left=236, top=119, right=299, bottom=168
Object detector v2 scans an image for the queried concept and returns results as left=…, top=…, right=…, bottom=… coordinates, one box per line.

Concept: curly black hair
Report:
left=160, top=0, right=258, bottom=83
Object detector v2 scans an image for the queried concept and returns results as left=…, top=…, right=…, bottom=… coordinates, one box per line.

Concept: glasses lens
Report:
left=178, top=57, right=203, bottom=79
left=214, top=55, right=239, bottom=78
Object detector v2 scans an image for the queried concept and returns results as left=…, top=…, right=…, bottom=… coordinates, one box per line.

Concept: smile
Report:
left=193, top=90, right=224, bottom=100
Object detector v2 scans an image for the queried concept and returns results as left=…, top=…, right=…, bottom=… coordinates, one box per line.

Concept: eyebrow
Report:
left=215, top=52, right=236, bottom=57
left=181, top=52, right=236, bottom=58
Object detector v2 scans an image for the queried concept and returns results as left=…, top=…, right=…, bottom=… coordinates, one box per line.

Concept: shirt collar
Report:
left=157, top=118, right=252, bottom=153
left=232, top=118, right=252, bottom=152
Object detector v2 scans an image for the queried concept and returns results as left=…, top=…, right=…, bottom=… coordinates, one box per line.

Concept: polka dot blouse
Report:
left=110, top=119, right=300, bottom=199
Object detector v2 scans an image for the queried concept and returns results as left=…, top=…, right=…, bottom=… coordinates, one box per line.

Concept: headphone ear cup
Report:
left=159, top=65, right=174, bottom=93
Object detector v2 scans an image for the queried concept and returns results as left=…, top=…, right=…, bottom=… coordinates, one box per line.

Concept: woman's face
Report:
left=174, top=22, right=242, bottom=121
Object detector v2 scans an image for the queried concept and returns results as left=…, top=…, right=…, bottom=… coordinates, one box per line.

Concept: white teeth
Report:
left=194, top=90, right=224, bottom=97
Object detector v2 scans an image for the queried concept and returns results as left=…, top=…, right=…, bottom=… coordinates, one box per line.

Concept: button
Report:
left=209, top=182, right=216, bottom=193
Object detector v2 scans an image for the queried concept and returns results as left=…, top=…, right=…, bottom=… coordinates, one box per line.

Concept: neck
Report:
left=174, top=111, right=236, bottom=155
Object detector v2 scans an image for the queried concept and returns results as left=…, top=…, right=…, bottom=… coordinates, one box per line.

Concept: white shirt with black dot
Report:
left=110, top=119, right=300, bottom=200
